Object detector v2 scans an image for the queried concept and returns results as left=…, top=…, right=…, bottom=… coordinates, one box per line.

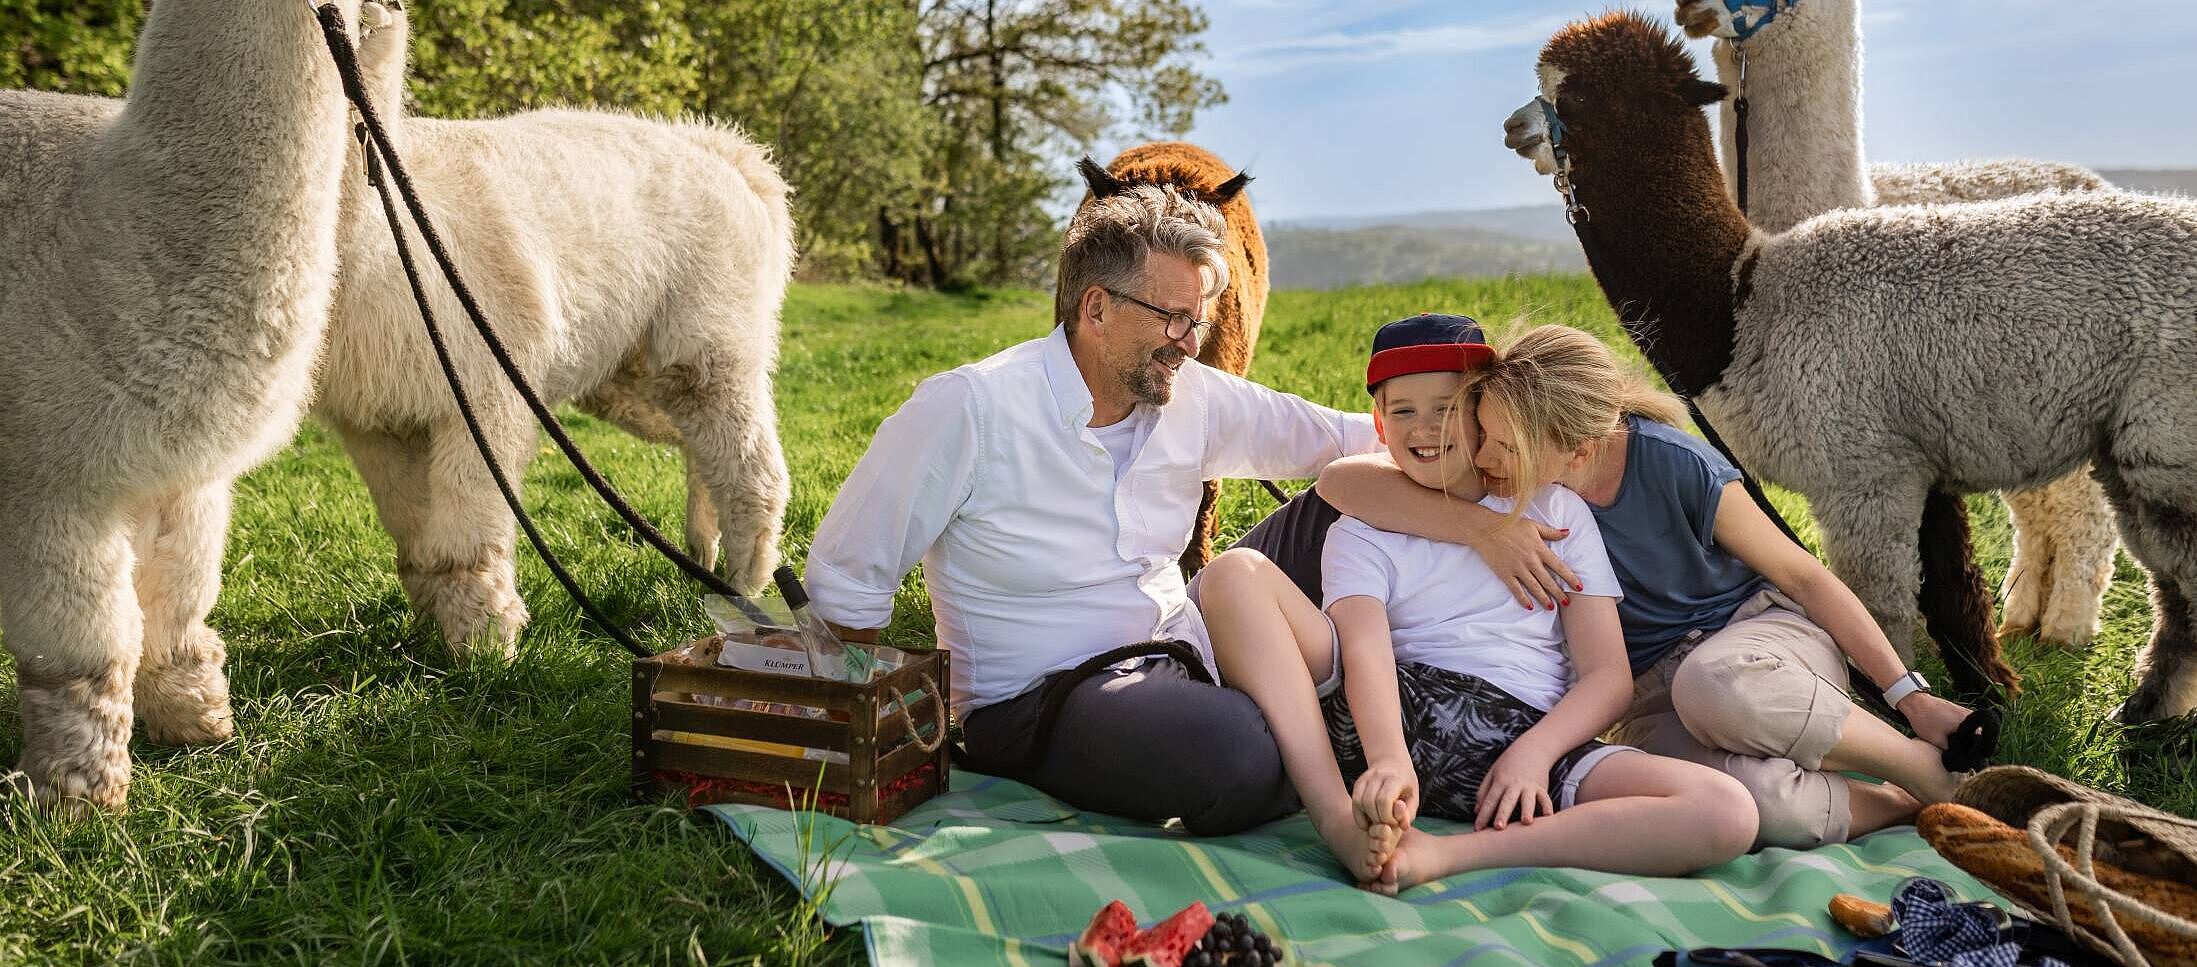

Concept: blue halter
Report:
left=1722, top=0, right=1798, bottom=41
left=1532, top=96, right=1587, bottom=224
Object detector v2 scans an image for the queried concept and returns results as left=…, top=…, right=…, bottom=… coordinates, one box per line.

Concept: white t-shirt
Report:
left=1089, top=412, right=1148, bottom=480
left=1320, top=486, right=1623, bottom=711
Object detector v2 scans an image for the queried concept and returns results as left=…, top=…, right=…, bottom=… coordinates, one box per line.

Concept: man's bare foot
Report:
left=1315, top=811, right=1398, bottom=882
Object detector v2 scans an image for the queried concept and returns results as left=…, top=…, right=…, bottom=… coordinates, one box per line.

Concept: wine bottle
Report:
left=774, top=565, right=879, bottom=684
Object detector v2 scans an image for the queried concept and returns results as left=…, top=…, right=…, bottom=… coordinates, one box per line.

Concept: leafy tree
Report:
left=0, top=0, right=142, bottom=95
left=886, top=0, right=1226, bottom=289
left=1, top=0, right=1220, bottom=288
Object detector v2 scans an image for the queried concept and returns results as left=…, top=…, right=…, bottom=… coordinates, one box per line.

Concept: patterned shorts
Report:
left=1320, top=660, right=1633, bottom=822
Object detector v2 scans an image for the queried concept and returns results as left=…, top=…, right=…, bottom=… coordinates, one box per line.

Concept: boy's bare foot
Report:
left=1315, top=811, right=1399, bottom=882
left=1362, top=826, right=1473, bottom=895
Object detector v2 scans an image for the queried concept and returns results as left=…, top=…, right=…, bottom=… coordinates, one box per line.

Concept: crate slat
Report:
left=650, top=736, right=851, bottom=792
left=650, top=699, right=850, bottom=752
left=876, top=732, right=934, bottom=785
left=646, top=661, right=855, bottom=711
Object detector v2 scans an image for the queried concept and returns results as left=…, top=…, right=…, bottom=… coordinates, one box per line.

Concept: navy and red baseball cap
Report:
left=1365, top=313, right=1493, bottom=394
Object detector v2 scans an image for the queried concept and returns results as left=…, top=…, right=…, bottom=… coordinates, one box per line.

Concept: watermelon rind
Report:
left=1120, top=901, right=1216, bottom=967
left=1069, top=899, right=1139, bottom=967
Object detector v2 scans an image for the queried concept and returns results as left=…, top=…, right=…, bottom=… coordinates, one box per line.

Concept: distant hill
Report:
left=2100, top=168, right=2197, bottom=196
left=1265, top=168, right=2197, bottom=290
left=1264, top=222, right=1584, bottom=291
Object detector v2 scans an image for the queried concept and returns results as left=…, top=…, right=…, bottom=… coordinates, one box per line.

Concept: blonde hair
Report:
left=1465, top=325, right=1687, bottom=515
left=1055, top=185, right=1230, bottom=336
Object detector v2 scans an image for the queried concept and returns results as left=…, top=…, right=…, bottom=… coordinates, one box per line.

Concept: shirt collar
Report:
left=1041, top=324, right=1098, bottom=431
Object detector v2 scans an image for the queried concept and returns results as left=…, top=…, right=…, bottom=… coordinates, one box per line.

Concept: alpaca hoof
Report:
left=447, top=618, right=522, bottom=661
left=1993, top=620, right=2039, bottom=644
left=2112, top=676, right=2197, bottom=725
left=1672, top=0, right=1736, bottom=38
left=8, top=756, right=129, bottom=816
left=140, top=693, right=236, bottom=747
left=137, top=643, right=237, bottom=747
left=2033, top=619, right=2098, bottom=651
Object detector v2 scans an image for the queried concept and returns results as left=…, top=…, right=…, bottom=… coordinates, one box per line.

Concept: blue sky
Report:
left=1104, top=0, right=2197, bottom=221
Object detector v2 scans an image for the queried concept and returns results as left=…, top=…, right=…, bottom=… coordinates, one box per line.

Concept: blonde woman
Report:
left=1316, top=324, right=1982, bottom=850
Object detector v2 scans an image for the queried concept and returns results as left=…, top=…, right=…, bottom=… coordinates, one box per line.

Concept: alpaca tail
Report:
left=1918, top=487, right=2021, bottom=702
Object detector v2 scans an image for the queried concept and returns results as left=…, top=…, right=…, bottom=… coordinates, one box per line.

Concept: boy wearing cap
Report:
left=1197, top=314, right=1755, bottom=892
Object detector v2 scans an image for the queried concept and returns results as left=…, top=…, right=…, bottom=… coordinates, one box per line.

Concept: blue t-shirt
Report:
left=1588, top=415, right=1772, bottom=675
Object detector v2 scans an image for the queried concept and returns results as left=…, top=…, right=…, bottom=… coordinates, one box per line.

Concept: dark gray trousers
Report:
left=959, top=657, right=1299, bottom=835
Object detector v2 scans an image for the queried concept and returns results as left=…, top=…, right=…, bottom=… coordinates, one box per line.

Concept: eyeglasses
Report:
left=1104, top=288, right=1212, bottom=343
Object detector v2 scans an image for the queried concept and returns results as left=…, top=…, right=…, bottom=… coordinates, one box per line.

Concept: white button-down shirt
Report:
left=808, top=325, right=1379, bottom=713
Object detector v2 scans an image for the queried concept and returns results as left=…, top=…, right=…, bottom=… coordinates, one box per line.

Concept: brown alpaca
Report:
left=1076, top=142, right=1269, bottom=574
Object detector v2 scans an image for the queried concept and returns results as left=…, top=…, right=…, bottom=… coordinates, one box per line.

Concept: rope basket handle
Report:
left=2027, top=800, right=2197, bottom=967
left=884, top=672, right=947, bottom=754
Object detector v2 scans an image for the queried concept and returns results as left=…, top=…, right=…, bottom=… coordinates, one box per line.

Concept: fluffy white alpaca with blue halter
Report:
left=1675, top=0, right=2120, bottom=651
left=0, top=0, right=366, bottom=812
left=1503, top=11, right=2197, bottom=723
left=316, top=1, right=795, bottom=653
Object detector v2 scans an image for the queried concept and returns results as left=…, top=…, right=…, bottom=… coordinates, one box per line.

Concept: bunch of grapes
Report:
left=1185, top=911, right=1283, bottom=966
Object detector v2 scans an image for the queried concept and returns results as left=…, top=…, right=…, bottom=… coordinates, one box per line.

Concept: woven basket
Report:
left=1920, top=765, right=2197, bottom=967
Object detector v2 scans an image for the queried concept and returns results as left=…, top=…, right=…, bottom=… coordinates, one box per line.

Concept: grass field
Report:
left=3, top=277, right=2191, bottom=964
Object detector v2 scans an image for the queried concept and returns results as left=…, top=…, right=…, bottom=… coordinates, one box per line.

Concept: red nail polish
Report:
left=1574, top=583, right=1584, bottom=592
left=1562, top=598, right=1571, bottom=606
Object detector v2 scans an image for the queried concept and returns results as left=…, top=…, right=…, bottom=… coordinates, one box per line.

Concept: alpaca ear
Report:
left=1675, top=77, right=1729, bottom=107
left=1077, top=157, right=1125, bottom=198
left=1210, top=170, right=1252, bottom=204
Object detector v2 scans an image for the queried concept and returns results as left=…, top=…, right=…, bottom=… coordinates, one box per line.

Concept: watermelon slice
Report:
left=1120, top=901, right=1215, bottom=967
left=1069, top=900, right=1139, bottom=967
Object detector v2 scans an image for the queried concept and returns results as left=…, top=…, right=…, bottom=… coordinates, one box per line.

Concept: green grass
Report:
left=1, top=277, right=2190, bottom=964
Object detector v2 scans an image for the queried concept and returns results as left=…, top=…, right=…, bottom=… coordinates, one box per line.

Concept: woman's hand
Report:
left=1468, top=515, right=1580, bottom=610
left=1351, top=758, right=1420, bottom=833
left=1476, top=743, right=1558, bottom=830
left=1898, top=691, right=1975, bottom=751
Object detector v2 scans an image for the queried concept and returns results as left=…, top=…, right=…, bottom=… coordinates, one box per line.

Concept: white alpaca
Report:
left=318, top=4, right=795, bottom=652
left=1675, top=0, right=2119, bottom=648
left=1504, top=12, right=2197, bottom=722
left=0, top=0, right=363, bottom=811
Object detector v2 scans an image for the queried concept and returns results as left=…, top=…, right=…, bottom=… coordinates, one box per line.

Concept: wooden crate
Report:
left=631, top=639, right=949, bottom=825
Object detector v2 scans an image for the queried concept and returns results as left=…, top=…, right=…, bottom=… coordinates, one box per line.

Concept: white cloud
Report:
left=1206, top=15, right=1571, bottom=79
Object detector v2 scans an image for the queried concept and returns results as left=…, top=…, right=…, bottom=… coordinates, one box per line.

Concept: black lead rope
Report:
left=315, top=6, right=770, bottom=657
left=1732, top=95, right=1751, bottom=215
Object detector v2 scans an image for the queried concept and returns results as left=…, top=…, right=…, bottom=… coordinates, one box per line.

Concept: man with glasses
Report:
left=807, top=185, right=1377, bottom=833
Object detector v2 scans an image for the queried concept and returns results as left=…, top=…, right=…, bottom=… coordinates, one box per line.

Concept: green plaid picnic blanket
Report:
left=706, top=771, right=2005, bottom=967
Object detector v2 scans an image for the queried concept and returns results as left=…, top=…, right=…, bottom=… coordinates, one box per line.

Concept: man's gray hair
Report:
left=1055, top=185, right=1231, bottom=335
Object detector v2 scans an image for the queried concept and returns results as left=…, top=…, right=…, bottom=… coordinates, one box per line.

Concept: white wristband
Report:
left=1882, top=671, right=1929, bottom=708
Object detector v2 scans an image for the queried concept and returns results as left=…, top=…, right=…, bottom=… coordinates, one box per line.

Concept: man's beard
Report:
left=1121, top=347, right=1186, bottom=407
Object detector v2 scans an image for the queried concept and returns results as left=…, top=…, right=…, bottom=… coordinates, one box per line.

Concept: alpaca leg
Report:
left=579, top=372, right=720, bottom=569
left=129, top=482, right=237, bottom=746
left=1917, top=489, right=2019, bottom=699
left=405, top=412, right=536, bottom=656
left=1, top=512, right=141, bottom=813
left=333, top=422, right=442, bottom=626
left=1810, top=488, right=1928, bottom=666
left=1995, top=488, right=2051, bottom=642
left=652, top=349, right=789, bottom=593
left=682, top=453, right=722, bottom=574
left=1178, top=479, right=1222, bottom=577
left=1812, top=485, right=2011, bottom=700
left=2030, top=470, right=2116, bottom=648
left=2092, top=457, right=2197, bottom=722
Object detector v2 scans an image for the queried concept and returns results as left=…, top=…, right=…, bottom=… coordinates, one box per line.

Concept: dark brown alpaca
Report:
left=1077, top=142, right=1270, bottom=574
left=1506, top=11, right=2021, bottom=699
